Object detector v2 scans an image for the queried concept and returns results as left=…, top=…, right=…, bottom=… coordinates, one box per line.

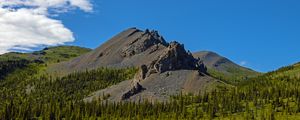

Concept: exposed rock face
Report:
left=121, top=82, right=145, bottom=100
left=135, top=65, right=148, bottom=81
left=133, top=41, right=207, bottom=81
left=147, top=42, right=197, bottom=74
left=122, top=41, right=208, bottom=100
left=121, top=29, right=168, bottom=57
left=196, top=59, right=208, bottom=75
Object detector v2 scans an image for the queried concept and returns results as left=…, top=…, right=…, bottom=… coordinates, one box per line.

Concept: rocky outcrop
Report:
left=135, top=65, right=148, bottom=81
left=121, top=29, right=168, bottom=57
left=146, top=42, right=197, bottom=73
left=196, top=59, right=208, bottom=76
left=133, top=41, right=207, bottom=80
left=121, top=82, right=145, bottom=100
left=121, top=41, right=208, bottom=100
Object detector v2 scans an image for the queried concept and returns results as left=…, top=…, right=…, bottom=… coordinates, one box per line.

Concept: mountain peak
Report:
left=49, top=28, right=205, bottom=76
left=121, top=28, right=168, bottom=57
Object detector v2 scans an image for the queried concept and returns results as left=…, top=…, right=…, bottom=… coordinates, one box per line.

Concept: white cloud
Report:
left=69, top=0, right=93, bottom=12
left=0, top=0, right=93, bottom=12
left=239, top=61, right=247, bottom=66
left=0, top=0, right=93, bottom=54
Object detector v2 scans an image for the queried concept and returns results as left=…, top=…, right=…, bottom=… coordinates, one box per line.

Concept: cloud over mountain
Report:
left=0, top=0, right=93, bottom=54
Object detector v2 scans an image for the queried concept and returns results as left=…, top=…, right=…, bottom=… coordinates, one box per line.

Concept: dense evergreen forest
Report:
left=0, top=62, right=137, bottom=119
left=1, top=62, right=300, bottom=119
left=0, top=47, right=300, bottom=119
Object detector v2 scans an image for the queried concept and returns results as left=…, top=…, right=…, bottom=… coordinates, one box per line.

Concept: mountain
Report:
left=1, top=28, right=299, bottom=119
left=46, top=28, right=233, bottom=102
left=84, top=42, right=227, bottom=102
left=0, top=28, right=258, bottom=102
left=193, top=51, right=260, bottom=83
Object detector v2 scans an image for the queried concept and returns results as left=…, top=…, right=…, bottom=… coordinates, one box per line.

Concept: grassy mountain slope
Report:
left=0, top=46, right=91, bottom=80
left=0, top=46, right=91, bottom=63
left=31, top=46, right=92, bottom=63
left=265, top=62, right=300, bottom=79
left=193, top=51, right=260, bottom=83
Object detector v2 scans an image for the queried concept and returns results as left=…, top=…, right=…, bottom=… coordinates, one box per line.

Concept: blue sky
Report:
left=2, top=0, right=299, bottom=72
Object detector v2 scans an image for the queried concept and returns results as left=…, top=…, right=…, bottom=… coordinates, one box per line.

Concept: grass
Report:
left=32, top=46, right=91, bottom=63
left=0, top=46, right=91, bottom=63
left=207, top=67, right=260, bottom=84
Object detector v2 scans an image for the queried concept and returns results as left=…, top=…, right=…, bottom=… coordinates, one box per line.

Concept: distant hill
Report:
left=264, top=62, right=300, bottom=79
left=0, top=46, right=91, bottom=79
left=193, top=51, right=260, bottom=83
left=0, top=46, right=91, bottom=63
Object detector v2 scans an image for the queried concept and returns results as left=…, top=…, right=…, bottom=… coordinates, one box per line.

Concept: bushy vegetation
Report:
left=207, top=68, right=258, bottom=85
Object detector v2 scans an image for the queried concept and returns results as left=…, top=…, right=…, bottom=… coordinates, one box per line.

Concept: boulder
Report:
left=121, top=82, right=145, bottom=100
